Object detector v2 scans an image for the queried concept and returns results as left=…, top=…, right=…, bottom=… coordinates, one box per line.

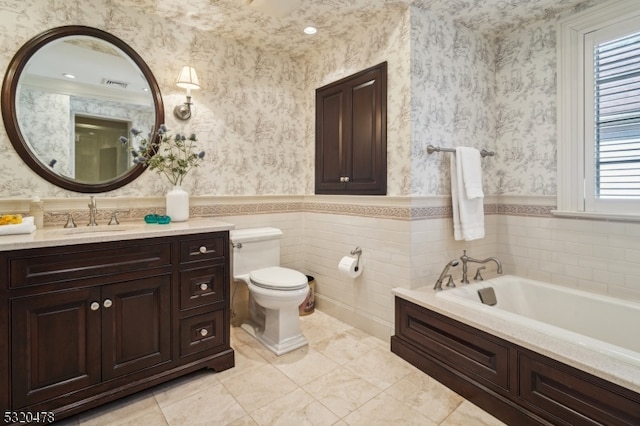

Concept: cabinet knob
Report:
left=199, top=283, right=209, bottom=291
left=103, top=299, right=113, bottom=308
left=199, top=328, right=208, bottom=337
left=344, top=176, right=350, bottom=182
left=340, top=177, right=345, bottom=182
left=199, top=246, right=207, bottom=254
left=90, top=302, right=100, bottom=311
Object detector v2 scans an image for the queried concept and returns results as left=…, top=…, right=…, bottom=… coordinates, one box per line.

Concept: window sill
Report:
left=551, top=210, right=640, bottom=223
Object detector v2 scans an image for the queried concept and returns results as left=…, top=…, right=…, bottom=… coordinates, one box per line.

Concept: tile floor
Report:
left=59, top=310, right=506, bottom=425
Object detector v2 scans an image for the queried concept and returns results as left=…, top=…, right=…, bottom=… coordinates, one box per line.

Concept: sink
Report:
left=45, top=224, right=141, bottom=236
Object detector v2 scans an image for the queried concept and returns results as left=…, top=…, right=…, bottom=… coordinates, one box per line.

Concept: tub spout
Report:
left=483, top=257, right=503, bottom=275
left=460, top=250, right=503, bottom=284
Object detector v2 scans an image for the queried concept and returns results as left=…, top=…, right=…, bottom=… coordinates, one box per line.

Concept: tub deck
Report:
left=392, top=276, right=640, bottom=394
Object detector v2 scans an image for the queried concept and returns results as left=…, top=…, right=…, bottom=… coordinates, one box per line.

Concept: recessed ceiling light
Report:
left=304, top=26, right=317, bottom=35
left=62, top=73, right=76, bottom=79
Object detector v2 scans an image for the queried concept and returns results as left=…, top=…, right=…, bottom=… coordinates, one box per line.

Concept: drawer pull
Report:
left=103, top=299, right=113, bottom=308
left=90, top=301, right=100, bottom=311
left=200, top=328, right=208, bottom=337
left=199, top=246, right=207, bottom=254
left=199, top=283, right=209, bottom=291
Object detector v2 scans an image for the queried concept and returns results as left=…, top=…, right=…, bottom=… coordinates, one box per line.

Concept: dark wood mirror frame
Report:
left=1, top=25, right=164, bottom=193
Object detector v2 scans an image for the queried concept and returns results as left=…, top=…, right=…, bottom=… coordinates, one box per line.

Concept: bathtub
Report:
left=435, top=275, right=640, bottom=368
left=392, top=275, right=640, bottom=394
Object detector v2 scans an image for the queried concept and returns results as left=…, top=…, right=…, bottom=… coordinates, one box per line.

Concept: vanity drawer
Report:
left=179, top=234, right=226, bottom=264
left=180, top=310, right=225, bottom=357
left=10, top=241, right=171, bottom=288
left=180, top=264, right=225, bottom=310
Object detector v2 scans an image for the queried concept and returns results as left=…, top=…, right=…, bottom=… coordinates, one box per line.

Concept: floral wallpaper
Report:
left=303, top=6, right=412, bottom=196
left=0, top=0, right=309, bottom=198
left=493, top=0, right=598, bottom=195
left=409, top=5, right=496, bottom=196
left=17, top=88, right=72, bottom=177
left=0, top=0, right=601, bottom=199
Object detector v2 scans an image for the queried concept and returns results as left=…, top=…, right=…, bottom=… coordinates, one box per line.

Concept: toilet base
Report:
left=241, top=321, right=308, bottom=356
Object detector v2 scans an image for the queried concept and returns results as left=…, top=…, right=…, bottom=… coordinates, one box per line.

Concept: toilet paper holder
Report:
left=350, top=247, right=362, bottom=271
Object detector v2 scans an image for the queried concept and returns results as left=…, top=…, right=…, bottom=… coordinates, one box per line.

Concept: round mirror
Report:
left=1, top=26, right=164, bottom=193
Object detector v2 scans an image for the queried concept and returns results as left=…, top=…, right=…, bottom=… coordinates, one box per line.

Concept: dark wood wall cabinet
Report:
left=0, top=232, right=234, bottom=422
left=315, top=62, right=387, bottom=195
left=391, top=297, right=640, bottom=426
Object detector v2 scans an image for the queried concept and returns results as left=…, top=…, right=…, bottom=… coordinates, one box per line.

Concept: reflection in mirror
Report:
left=2, top=26, right=164, bottom=193
left=74, top=117, right=129, bottom=183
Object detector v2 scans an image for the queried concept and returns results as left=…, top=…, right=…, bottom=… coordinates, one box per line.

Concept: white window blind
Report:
left=557, top=0, right=640, bottom=220
left=594, top=31, right=640, bottom=199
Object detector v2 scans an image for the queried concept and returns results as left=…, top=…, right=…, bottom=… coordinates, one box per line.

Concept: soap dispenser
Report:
left=29, top=195, right=44, bottom=229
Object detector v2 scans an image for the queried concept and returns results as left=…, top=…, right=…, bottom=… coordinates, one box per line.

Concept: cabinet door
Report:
left=315, top=62, right=387, bottom=195
left=101, top=275, right=171, bottom=380
left=11, top=288, right=102, bottom=409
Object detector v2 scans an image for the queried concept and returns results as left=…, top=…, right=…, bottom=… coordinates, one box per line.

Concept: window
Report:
left=557, top=0, right=640, bottom=219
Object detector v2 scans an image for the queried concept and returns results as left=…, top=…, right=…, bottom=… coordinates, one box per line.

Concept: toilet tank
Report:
left=230, top=227, right=283, bottom=277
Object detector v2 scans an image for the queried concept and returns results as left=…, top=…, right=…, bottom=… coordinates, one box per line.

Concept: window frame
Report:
left=556, top=0, right=640, bottom=220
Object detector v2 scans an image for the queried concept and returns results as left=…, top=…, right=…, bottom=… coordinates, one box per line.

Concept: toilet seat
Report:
left=250, top=266, right=307, bottom=291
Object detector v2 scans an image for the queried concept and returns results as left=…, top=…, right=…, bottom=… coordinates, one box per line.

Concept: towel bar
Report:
left=427, top=144, right=494, bottom=158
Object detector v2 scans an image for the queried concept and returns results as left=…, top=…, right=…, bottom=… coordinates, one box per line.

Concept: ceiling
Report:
left=142, top=0, right=599, bottom=57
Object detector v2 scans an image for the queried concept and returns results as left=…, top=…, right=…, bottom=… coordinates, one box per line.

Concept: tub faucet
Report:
left=459, top=250, right=502, bottom=284
left=88, top=196, right=98, bottom=226
left=434, top=259, right=460, bottom=291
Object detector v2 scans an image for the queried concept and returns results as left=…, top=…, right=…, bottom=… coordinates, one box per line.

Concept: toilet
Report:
left=230, top=227, right=309, bottom=355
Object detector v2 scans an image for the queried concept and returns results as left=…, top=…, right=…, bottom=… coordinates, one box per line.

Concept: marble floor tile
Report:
left=299, top=310, right=353, bottom=343
left=152, top=369, right=220, bottom=407
left=313, top=328, right=382, bottom=366
left=270, top=345, right=340, bottom=386
left=77, top=390, right=160, bottom=426
left=226, top=415, right=259, bottom=426
left=248, top=388, right=340, bottom=426
left=214, top=340, right=270, bottom=382
left=302, top=366, right=381, bottom=418
left=342, top=343, right=414, bottom=390
left=385, top=367, right=464, bottom=423
left=160, top=382, right=246, bottom=425
left=441, top=400, right=507, bottom=426
left=342, top=392, right=437, bottom=426
left=221, top=363, right=298, bottom=412
left=55, top=309, right=506, bottom=425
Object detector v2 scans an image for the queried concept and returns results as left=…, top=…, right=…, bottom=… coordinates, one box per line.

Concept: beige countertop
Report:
left=393, top=285, right=640, bottom=395
left=0, top=217, right=235, bottom=251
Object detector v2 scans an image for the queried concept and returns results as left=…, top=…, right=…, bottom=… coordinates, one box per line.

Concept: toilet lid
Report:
left=250, top=267, right=308, bottom=290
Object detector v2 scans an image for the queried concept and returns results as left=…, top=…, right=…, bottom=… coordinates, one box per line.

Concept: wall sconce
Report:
left=173, top=66, right=200, bottom=120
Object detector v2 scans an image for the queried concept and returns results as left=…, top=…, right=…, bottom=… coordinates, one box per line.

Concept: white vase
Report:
left=166, top=185, right=189, bottom=222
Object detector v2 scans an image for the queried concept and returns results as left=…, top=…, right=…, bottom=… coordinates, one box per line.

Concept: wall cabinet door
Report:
left=11, top=287, right=102, bottom=409
left=315, top=62, right=387, bottom=195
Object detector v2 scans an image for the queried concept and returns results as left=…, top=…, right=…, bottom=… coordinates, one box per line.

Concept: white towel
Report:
left=460, top=147, right=484, bottom=199
left=0, top=216, right=36, bottom=236
left=451, top=147, right=485, bottom=241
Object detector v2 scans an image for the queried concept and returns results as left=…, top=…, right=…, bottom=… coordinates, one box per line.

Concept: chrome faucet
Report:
left=459, top=250, right=503, bottom=284
left=88, top=196, right=98, bottom=226
left=433, top=259, right=460, bottom=291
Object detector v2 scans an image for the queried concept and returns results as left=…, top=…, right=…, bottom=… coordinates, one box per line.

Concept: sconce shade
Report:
left=176, top=66, right=200, bottom=90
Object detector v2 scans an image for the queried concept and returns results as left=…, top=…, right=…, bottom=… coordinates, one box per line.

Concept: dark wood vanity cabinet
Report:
left=0, top=231, right=234, bottom=421
left=315, top=62, right=387, bottom=195
left=391, top=297, right=640, bottom=425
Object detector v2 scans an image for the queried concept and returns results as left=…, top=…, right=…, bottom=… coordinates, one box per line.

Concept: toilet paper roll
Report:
left=338, top=256, right=362, bottom=278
